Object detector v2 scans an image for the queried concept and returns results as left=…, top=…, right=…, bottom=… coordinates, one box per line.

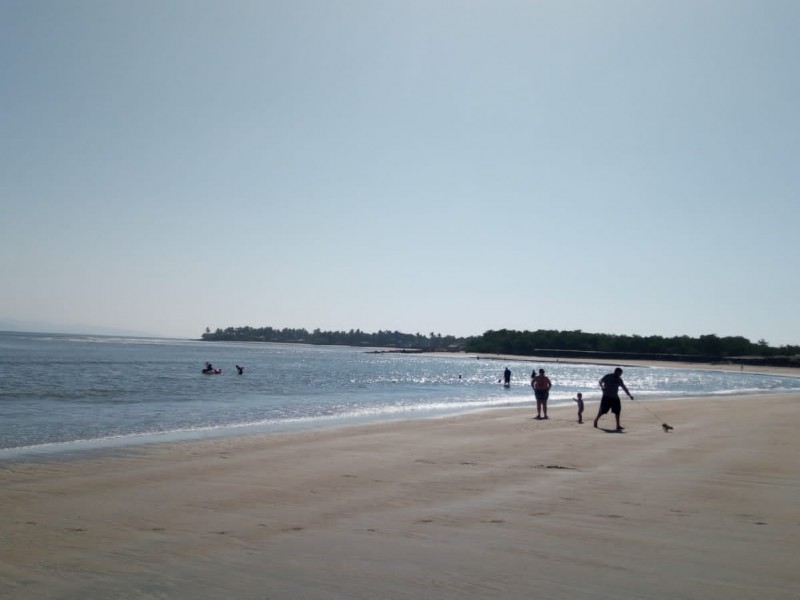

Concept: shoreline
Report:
left=454, top=351, right=800, bottom=378
left=4, top=383, right=799, bottom=463
left=3, top=354, right=800, bottom=461
left=2, top=392, right=799, bottom=598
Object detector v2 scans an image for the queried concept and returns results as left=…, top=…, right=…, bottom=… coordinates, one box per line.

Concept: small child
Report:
left=573, top=392, right=584, bottom=423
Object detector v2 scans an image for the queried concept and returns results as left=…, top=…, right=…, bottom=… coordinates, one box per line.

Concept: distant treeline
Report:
left=466, top=329, right=800, bottom=365
left=201, top=326, right=799, bottom=365
left=201, top=326, right=462, bottom=351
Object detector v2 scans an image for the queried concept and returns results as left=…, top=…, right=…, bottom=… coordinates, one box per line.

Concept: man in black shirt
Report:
left=593, top=367, right=633, bottom=431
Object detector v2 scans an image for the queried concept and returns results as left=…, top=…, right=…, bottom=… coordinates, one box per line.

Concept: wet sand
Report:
left=1, top=392, right=799, bottom=599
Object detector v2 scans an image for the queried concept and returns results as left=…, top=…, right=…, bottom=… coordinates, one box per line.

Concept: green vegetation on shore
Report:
left=202, top=326, right=462, bottom=352
left=201, top=326, right=799, bottom=366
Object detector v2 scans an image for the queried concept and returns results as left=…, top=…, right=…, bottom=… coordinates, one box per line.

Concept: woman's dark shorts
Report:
left=534, top=389, right=549, bottom=401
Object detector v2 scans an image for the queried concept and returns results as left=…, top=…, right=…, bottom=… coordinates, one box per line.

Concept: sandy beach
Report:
left=2, top=391, right=799, bottom=599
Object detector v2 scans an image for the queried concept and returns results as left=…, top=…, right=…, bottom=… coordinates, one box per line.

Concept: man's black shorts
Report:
left=534, top=389, right=549, bottom=401
left=598, top=395, right=621, bottom=415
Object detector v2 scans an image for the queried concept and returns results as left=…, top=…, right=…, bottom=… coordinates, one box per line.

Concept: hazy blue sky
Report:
left=2, top=1, right=798, bottom=345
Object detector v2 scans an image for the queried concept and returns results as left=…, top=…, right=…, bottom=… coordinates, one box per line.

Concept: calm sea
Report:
left=1, top=331, right=799, bottom=459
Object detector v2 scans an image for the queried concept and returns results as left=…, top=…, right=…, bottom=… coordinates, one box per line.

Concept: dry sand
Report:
left=1, top=392, right=799, bottom=599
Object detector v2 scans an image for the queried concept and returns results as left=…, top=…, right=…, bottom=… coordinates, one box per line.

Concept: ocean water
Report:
left=1, top=331, right=799, bottom=459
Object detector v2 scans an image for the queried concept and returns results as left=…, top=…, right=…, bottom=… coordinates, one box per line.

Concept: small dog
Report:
left=662, top=423, right=674, bottom=432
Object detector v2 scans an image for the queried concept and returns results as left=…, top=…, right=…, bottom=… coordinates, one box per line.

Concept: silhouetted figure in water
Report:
left=236, top=365, right=244, bottom=375
left=503, top=367, right=511, bottom=387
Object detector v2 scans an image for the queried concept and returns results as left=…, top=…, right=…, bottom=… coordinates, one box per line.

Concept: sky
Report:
left=1, top=1, right=799, bottom=346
